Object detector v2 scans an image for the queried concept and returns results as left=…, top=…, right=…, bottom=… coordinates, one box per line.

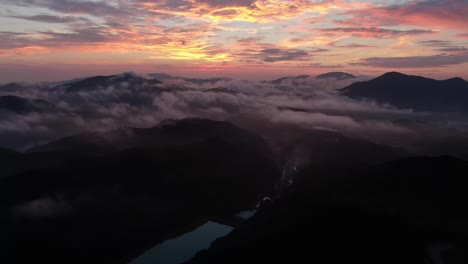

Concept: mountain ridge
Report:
left=340, top=71, right=468, bottom=113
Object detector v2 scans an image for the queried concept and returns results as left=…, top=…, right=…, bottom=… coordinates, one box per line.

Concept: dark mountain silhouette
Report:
left=341, top=72, right=468, bottom=113
left=31, top=118, right=272, bottom=156
left=239, top=120, right=405, bottom=166
left=147, top=73, right=232, bottom=85
left=0, top=118, right=279, bottom=264
left=55, top=72, right=162, bottom=93
left=0, top=147, right=17, bottom=163
left=0, top=82, right=25, bottom=92
left=270, top=75, right=311, bottom=85
left=0, top=95, right=55, bottom=114
left=205, top=87, right=239, bottom=94
left=2, top=115, right=468, bottom=264
left=267, top=72, right=355, bottom=86
left=316, top=72, right=356, bottom=80
left=187, top=156, right=468, bottom=264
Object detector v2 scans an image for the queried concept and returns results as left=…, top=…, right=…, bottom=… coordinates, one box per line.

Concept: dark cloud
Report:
left=352, top=53, right=468, bottom=68
left=328, top=41, right=379, bottom=49
left=418, top=40, right=453, bottom=47
left=134, top=0, right=191, bottom=10
left=236, top=37, right=265, bottom=43
left=0, top=27, right=119, bottom=51
left=438, top=47, right=467, bottom=53
left=3, top=0, right=131, bottom=18
left=315, top=27, right=434, bottom=39
left=9, top=14, right=89, bottom=24
left=261, top=49, right=309, bottom=62
left=135, top=0, right=255, bottom=10
left=195, top=0, right=255, bottom=8
left=210, top=9, right=240, bottom=16
left=38, top=27, right=118, bottom=44
left=0, top=32, right=34, bottom=49
left=418, top=40, right=467, bottom=53
left=308, top=63, right=344, bottom=69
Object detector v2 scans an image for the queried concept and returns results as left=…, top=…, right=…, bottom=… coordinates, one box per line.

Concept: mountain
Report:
left=30, top=118, right=272, bottom=156
left=55, top=72, right=162, bottom=93
left=268, top=72, right=355, bottom=86
left=0, top=147, right=17, bottom=162
left=0, top=118, right=278, bottom=264
left=147, top=73, right=232, bottom=85
left=0, top=82, right=25, bottom=92
left=0, top=95, right=55, bottom=114
left=39, top=77, right=89, bottom=87
left=205, top=87, right=239, bottom=94
left=316, top=72, right=356, bottom=80
left=340, top=72, right=468, bottom=113
left=270, top=75, right=311, bottom=85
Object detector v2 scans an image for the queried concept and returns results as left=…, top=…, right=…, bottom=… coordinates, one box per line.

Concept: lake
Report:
left=129, top=221, right=234, bottom=264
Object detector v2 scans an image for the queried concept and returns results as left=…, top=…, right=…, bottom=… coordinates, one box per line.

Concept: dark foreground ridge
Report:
left=187, top=156, right=468, bottom=264
left=0, top=118, right=279, bottom=264
left=1, top=117, right=468, bottom=264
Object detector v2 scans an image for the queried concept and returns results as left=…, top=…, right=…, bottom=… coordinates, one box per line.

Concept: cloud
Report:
left=137, top=0, right=364, bottom=22
left=8, top=14, right=89, bottom=24
left=0, top=73, right=420, bottom=150
left=261, top=48, right=309, bottom=62
left=352, top=53, right=468, bottom=68
left=328, top=41, right=379, bottom=49
left=4, top=71, right=468, bottom=158
left=314, top=27, right=434, bottom=39
left=270, top=110, right=412, bottom=135
left=418, top=40, right=467, bottom=53
left=340, top=0, right=468, bottom=29
left=38, top=27, right=118, bottom=44
left=418, top=40, right=453, bottom=47
left=1, top=0, right=465, bottom=71
left=195, top=0, right=256, bottom=8
left=3, top=0, right=131, bottom=18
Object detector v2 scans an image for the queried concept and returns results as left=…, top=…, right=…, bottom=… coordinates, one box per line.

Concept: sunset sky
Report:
left=1, top=0, right=467, bottom=82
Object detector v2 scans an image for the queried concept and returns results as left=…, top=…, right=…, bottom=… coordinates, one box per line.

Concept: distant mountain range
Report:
left=55, top=72, right=162, bottom=93
left=316, top=72, right=356, bottom=80
left=0, top=95, right=55, bottom=114
left=147, top=73, right=232, bottom=85
left=1, top=71, right=467, bottom=115
left=30, top=118, right=273, bottom=157
left=0, top=82, right=25, bottom=92
left=268, top=72, right=356, bottom=85
left=341, top=72, right=468, bottom=113
left=0, top=71, right=369, bottom=98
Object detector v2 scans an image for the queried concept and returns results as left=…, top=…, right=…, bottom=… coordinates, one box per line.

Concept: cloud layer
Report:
left=2, top=72, right=465, bottom=153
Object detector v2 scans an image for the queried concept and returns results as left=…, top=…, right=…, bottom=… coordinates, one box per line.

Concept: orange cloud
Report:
left=138, top=0, right=367, bottom=23
left=313, top=27, right=435, bottom=39
left=0, top=46, right=50, bottom=57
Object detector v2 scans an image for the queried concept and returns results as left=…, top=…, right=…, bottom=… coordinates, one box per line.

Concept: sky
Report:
left=0, top=0, right=467, bottom=82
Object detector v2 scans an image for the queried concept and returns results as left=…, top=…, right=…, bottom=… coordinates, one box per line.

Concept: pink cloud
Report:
left=314, top=27, right=434, bottom=39
left=341, top=0, right=468, bottom=29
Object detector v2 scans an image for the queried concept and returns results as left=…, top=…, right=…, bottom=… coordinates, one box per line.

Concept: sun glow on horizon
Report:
left=0, top=0, right=467, bottom=82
